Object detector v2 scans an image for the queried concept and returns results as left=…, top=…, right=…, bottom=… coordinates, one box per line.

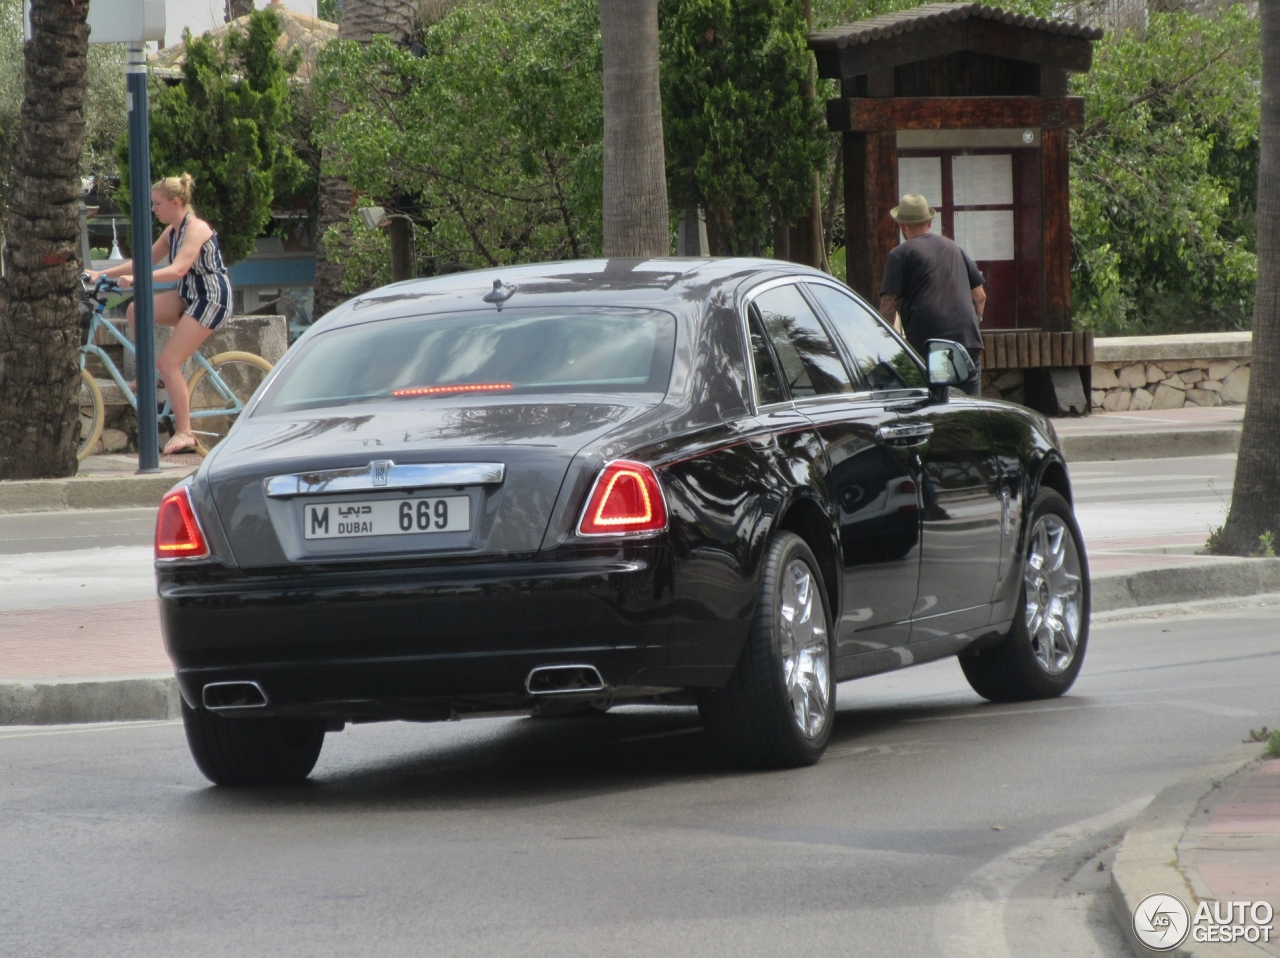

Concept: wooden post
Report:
left=1041, top=128, right=1071, bottom=332
left=843, top=130, right=898, bottom=303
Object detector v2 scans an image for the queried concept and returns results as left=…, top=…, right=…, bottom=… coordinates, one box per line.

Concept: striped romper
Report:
left=170, top=213, right=233, bottom=330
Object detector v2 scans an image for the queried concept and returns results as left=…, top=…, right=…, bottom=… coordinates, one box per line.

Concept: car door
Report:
left=748, top=280, right=919, bottom=657
left=875, top=350, right=1004, bottom=641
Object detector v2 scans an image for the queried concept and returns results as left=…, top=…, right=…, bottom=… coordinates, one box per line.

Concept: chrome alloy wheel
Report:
left=778, top=559, right=831, bottom=738
left=1023, top=514, right=1084, bottom=676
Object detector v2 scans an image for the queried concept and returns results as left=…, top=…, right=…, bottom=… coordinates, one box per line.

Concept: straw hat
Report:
left=891, top=194, right=936, bottom=225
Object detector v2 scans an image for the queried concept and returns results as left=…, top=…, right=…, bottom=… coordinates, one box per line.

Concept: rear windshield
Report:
left=257, top=307, right=677, bottom=413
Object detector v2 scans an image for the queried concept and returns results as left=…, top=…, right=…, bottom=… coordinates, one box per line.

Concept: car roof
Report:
left=311, top=257, right=838, bottom=333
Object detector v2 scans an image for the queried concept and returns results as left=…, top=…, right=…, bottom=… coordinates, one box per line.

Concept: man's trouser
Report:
left=960, top=347, right=983, bottom=397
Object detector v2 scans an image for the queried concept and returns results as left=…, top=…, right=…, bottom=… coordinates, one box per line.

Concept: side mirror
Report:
left=925, top=339, right=976, bottom=401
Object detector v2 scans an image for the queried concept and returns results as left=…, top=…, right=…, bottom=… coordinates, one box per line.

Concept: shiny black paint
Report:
left=159, top=258, right=1080, bottom=721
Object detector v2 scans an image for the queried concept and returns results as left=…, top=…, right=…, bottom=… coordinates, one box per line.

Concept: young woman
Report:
left=86, top=174, right=233, bottom=455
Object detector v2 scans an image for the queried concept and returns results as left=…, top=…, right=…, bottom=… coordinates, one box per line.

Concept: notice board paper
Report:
left=952, top=154, right=1014, bottom=206
left=955, top=210, right=1015, bottom=261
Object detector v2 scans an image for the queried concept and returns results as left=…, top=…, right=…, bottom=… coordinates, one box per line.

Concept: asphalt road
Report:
left=2, top=602, right=1279, bottom=957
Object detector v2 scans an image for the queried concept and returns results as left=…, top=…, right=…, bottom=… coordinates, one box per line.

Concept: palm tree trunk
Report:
left=600, top=0, right=669, bottom=257
left=311, top=0, right=421, bottom=319
left=1220, top=0, right=1280, bottom=555
left=0, top=0, right=89, bottom=480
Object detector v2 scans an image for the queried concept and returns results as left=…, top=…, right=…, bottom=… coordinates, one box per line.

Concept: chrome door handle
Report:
left=876, top=422, right=934, bottom=447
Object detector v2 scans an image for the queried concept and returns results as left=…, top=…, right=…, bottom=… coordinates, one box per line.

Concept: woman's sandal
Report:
left=162, top=432, right=198, bottom=456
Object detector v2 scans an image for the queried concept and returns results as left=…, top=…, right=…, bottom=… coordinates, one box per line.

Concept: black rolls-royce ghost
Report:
left=157, top=258, right=1089, bottom=785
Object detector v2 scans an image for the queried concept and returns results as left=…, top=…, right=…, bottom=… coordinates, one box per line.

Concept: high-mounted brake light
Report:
left=392, top=383, right=513, bottom=398
left=155, top=487, right=210, bottom=560
left=577, top=460, right=668, bottom=537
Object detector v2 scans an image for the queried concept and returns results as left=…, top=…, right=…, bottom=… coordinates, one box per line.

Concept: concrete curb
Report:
left=1110, top=742, right=1269, bottom=958
left=1061, top=428, right=1240, bottom=462
left=3, top=558, right=1278, bottom=727
left=0, top=676, right=180, bottom=725
left=1092, top=558, right=1280, bottom=614
left=0, top=474, right=184, bottom=513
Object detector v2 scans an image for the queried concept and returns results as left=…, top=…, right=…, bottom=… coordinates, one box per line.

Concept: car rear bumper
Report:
left=159, top=548, right=692, bottom=718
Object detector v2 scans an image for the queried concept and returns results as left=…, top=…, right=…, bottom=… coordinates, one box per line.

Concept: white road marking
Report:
left=0, top=545, right=154, bottom=611
left=0, top=720, right=178, bottom=741
left=934, top=796, right=1152, bottom=958
left=1170, top=699, right=1264, bottom=719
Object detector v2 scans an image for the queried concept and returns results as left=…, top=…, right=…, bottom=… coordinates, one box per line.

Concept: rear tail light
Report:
left=577, top=460, right=668, bottom=537
left=155, top=486, right=210, bottom=560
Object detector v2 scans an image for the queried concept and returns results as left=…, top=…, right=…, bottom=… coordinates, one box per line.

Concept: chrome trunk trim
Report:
left=264, top=461, right=505, bottom=498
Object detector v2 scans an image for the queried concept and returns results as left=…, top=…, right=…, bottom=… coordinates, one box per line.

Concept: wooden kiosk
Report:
left=809, top=3, right=1103, bottom=413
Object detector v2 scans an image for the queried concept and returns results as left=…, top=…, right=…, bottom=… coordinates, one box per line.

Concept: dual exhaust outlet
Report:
left=201, top=666, right=605, bottom=712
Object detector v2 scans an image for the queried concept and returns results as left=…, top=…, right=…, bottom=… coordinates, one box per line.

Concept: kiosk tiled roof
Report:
left=809, top=2, right=1104, bottom=49
left=150, top=1, right=337, bottom=82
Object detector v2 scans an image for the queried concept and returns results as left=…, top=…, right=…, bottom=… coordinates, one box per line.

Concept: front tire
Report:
left=959, top=488, right=1089, bottom=702
left=698, top=532, right=835, bottom=769
left=181, top=700, right=326, bottom=786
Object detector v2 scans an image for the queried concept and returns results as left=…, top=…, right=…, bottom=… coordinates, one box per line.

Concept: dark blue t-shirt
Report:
left=880, top=232, right=985, bottom=353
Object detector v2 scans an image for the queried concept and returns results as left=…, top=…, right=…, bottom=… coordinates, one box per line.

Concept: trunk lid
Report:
left=205, top=399, right=645, bottom=569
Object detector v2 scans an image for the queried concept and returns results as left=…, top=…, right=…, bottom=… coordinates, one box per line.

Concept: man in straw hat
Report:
left=878, top=193, right=987, bottom=396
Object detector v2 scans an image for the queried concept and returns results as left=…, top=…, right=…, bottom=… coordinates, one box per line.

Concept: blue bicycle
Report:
left=77, top=276, right=273, bottom=460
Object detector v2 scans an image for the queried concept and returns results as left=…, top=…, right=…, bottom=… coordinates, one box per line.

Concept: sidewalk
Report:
left=0, top=452, right=197, bottom=512
left=1053, top=405, right=1243, bottom=462
left=1113, top=743, right=1280, bottom=957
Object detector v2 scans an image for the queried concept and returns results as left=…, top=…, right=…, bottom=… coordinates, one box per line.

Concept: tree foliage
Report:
left=117, top=9, right=305, bottom=265
left=1070, top=7, right=1260, bottom=334
left=660, top=0, right=827, bottom=255
left=313, top=0, right=603, bottom=282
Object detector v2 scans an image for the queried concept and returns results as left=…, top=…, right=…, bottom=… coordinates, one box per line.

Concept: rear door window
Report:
left=258, top=307, right=677, bottom=413
left=751, top=284, right=854, bottom=399
left=747, top=309, right=786, bottom=405
left=805, top=283, right=926, bottom=392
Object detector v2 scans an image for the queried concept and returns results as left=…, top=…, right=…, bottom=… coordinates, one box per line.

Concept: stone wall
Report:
left=1089, top=332, right=1251, bottom=412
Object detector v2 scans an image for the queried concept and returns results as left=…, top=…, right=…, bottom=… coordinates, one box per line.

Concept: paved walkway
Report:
left=1051, top=404, right=1244, bottom=437
left=1176, top=755, right=1280, bottom=956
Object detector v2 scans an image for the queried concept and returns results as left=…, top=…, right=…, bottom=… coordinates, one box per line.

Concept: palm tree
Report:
left=600, top=0, right=670, bottom=257
left=1220, top=0, right=1279, bottom=554
left=0, top=0, right=89, bottom=479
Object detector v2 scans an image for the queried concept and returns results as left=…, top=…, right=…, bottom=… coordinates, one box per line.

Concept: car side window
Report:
left=751, top=284, right=854, bottom=398
left=805, top=283, right=926, bottom=392
left=747, top=308, right=786, bottom=405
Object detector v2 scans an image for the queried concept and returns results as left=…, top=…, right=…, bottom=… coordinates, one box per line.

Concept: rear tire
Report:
left=75, top=368, right=104, bottom=461
left=181, top=700, right=325, bottom=786
left=698, top=532, right=835, bottom=769
left=959, top=488, right=1089, bottom=702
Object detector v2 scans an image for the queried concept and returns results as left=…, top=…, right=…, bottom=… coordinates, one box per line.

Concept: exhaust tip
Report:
left=203, top=681, right=268, bottom=711
left=525, top=665, right=606, bottom=695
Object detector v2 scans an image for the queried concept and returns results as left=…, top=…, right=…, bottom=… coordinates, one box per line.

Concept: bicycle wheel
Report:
left=76, top=367, right=105, bottom=461
left=185, top=351, right=273, bottom=456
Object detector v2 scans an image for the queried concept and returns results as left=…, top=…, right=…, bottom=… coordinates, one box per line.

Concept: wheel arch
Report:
left=1035, top=454, right=1073, bottom=506
left=773, top=491, right=842, bottom=624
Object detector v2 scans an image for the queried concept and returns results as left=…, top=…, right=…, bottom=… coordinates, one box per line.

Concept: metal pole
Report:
left=126, top=42, right=159, bottom=473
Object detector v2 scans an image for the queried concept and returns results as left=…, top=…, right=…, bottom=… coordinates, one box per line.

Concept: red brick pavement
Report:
left=0, top=600, right=170, bottom=679
left=1189, top=757, right=1280, bottom=951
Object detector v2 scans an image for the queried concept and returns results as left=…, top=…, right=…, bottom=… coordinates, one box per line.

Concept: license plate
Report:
left=303, top=496, right=470, bottom=540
